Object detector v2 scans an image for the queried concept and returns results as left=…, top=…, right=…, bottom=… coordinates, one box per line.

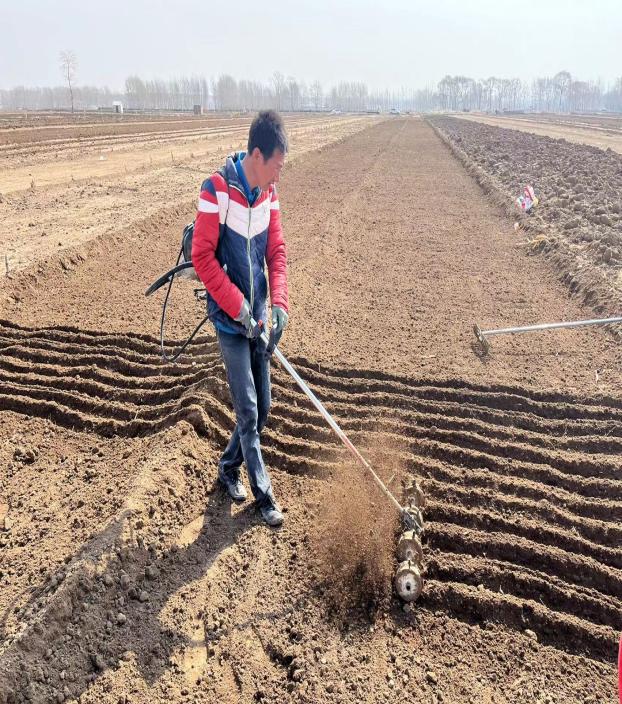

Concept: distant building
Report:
left=113, top=101, right=124, bottom=114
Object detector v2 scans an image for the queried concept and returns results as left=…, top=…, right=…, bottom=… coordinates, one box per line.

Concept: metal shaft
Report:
left=262, top=331, right=404, bottom=518
left=482, top=315, right=622, bottom=337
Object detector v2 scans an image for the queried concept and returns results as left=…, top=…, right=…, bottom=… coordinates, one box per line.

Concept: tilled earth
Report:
left=428, top=115, right=622, bottom=318
left=453, top=113, right=622, bottom=155
left=0, top=118, right=621, bottom=704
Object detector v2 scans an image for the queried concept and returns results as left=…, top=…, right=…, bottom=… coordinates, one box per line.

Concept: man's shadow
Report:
left=0, top=479, right=260, bottom=701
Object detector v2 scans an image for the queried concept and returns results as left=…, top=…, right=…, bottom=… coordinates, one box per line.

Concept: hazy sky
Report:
left=1, top=0, right=621, bottom=90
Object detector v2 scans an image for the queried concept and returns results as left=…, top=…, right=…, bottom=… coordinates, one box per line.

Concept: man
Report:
left=192, top=110, right=289, bottom=527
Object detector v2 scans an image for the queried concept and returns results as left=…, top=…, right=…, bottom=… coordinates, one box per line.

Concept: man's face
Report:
left=253, top=148, right=285, bottom=191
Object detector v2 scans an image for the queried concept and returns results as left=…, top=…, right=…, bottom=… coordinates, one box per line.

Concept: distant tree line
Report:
left=0, top=85, right=124, bottom=111
left=1, top=70, right=622, bottom=113
left=436, top=72, right=622, bottom=113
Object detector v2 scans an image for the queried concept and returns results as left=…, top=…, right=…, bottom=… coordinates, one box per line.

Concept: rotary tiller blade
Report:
left=397, top=530, right=424, bottom=564
left=394, top=560, right=423, bottom=602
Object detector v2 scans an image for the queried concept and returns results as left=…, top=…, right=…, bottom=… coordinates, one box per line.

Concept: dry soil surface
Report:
left=427, top=115, right=622, bottom=321
left=0, top=113, right=377, bottom=271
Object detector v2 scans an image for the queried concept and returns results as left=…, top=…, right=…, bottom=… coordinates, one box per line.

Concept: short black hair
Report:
left=248, top=110, right=288, bottom=160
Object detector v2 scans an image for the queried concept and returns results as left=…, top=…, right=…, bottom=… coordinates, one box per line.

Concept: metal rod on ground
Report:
left=260, top=328, right=409, bottom=525
left=474, top=315, right=622, bottom=354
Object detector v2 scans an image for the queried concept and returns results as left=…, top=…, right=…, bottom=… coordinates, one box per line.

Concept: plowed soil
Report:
left=427, top=115, right=622, bottom=322
left=0, top=117, right=621, bottom=704
left=455, top=112, right=622, bottom=155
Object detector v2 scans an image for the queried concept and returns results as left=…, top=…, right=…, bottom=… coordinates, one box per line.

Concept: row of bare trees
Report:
left=603, top=78, right=622, bottom=113
left=124, top=75, right=209, bottom=110
left=2, top=68, right=622, bottom=114
left=0, top=85, right=124, bottom=111
left=437, top=71, right=620, bottom=113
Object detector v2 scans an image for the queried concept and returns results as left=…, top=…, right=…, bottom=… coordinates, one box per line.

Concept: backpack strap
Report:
left=216, top=166, right=231, bottom=230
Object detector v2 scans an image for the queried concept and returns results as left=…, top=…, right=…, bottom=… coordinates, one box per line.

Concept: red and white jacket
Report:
left=192, top=153, right=288, bottom=334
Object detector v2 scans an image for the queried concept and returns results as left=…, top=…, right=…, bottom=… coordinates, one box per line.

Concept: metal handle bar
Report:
left=255, top=324, right=409, bottom=524
left=481, top=315, right=622, bottom=337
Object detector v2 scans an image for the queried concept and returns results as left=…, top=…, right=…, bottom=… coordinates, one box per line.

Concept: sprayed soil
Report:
left=0, top=118, right=621, bottom=703
left=310, top=446, right=404, bottom=619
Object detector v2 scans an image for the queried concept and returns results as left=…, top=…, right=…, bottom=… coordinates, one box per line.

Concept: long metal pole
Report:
left=261, top=330, right=405, bottom=519
left=482, top=315, right=622, bottom=337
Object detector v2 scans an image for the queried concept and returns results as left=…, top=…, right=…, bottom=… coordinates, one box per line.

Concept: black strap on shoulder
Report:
left=216, top=166, right=231, bottom=229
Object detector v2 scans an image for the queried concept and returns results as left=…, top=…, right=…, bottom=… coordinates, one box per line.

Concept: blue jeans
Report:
left=216, top=329, right=274, bottom=509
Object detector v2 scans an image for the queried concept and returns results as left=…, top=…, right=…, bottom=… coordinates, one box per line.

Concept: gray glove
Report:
left=266, top=305, right=288, bottom=353
left=271, top=305, right=289, bottom=335
left=234, top=299, right=261, bottom=339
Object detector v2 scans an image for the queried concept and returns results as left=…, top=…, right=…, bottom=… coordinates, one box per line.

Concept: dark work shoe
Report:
left=260, top=503, right=284, bottom=527
left=220, top=478, right=248, bottom=502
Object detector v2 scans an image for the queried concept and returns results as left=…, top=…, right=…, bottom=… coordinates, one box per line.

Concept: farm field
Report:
left=455, top=112, right=622, bottom=154
left=0, top=116, right=621, bottom=704
left=0, top=112, right=376, bottom=271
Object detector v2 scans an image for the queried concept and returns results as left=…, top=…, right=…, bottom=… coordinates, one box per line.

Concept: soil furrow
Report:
left=300, top=395, right=622, bottom=450
left=424, top=499, right=622, bottom=569
left=426, top=552, right=622, bottom=631
left=0, top=366, right=229, bottom=406
left=412, top=438, right=621, bottom=500
left=415, top=458, right=622, bottom=524
left=0, top=343, right=196, bottom=379
left=275, top=377, right=622, bottom=434
left=0, top=334, right=219, bottom=370
left=422, top=581, right=618, bottom=660
left=0, top=354, right=223, bottom=392
left=423, top=478, right=622, bottom=546
left=286, top=358, right=622, bottom=414
left=0, top=390, right=229, bottom=440
left=269, top=401, right=622, bottom=479
left=0, top=319, right=175, bottom=354
left=426, top=523, right=622, bottom=600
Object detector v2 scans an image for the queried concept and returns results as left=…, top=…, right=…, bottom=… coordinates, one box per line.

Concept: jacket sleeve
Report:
left=265, top=185, right=289, bottom=312
left=191, top=174, right=243, bottom=320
